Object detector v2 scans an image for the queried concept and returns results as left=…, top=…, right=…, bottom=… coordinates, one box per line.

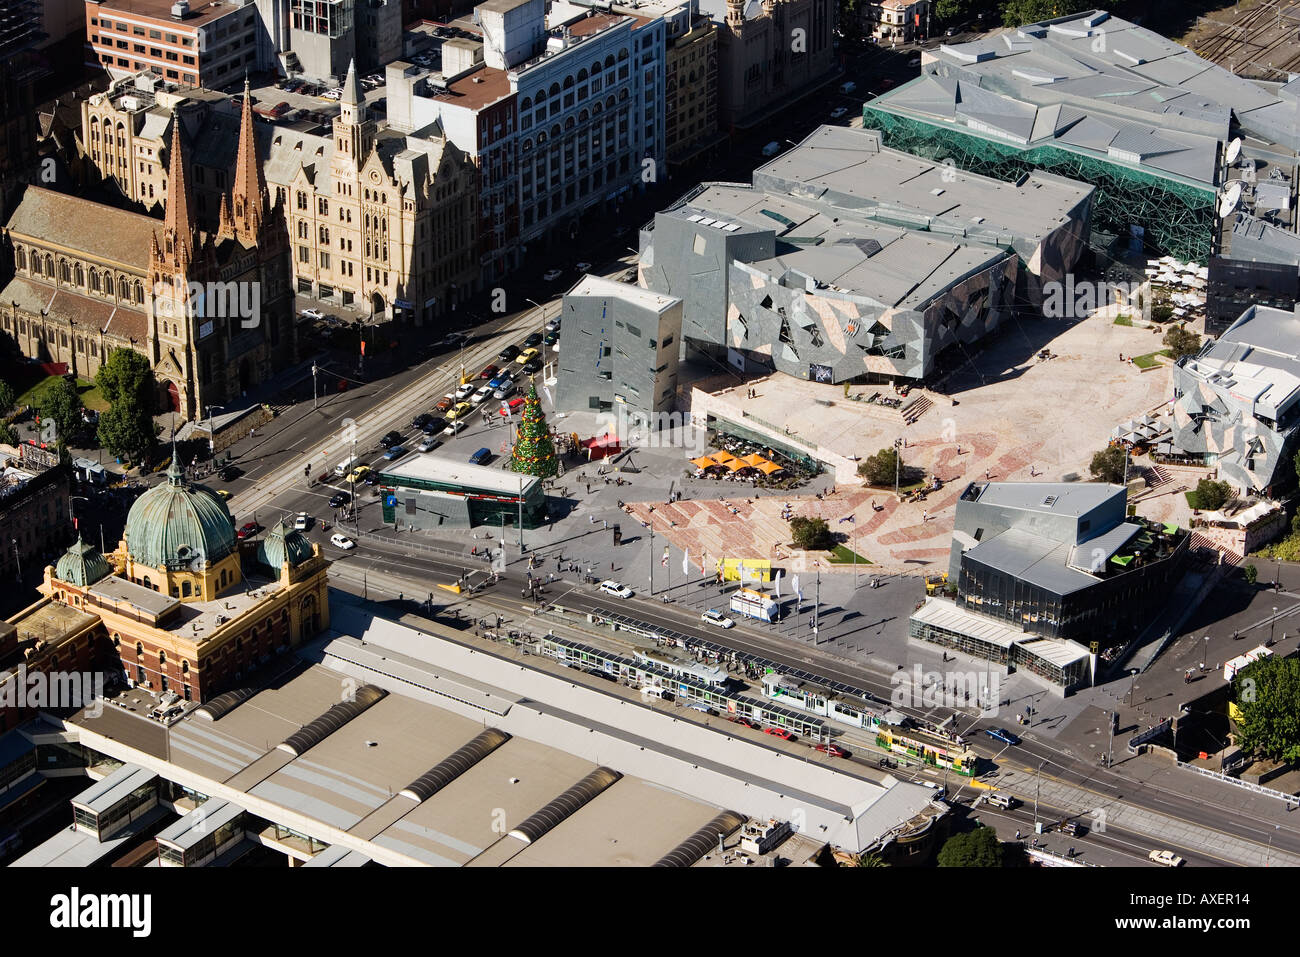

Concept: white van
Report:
left=839, top=80, right=857, bottom=95
left=334, top=455, right=359, bottom=477
left=986, top=792, right=1017, bottom=809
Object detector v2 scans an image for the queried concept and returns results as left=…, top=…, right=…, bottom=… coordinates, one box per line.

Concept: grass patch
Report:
left=1132, top=350, right=1170, bottom=369
left=15, top=375, right=108, bottom=413
left=828, top=544, right=872, bottom=565
left=1114, top=315, right=1133, bottom=326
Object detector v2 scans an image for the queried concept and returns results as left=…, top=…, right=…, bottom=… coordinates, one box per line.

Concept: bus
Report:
left=730, top=587, right=778, bottom=623
left=874, top=721, right=978, bottom=776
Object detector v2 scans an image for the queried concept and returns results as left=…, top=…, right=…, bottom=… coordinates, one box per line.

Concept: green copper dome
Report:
left=257, top=520, right=314, bottom=570
left=55, top=537, right=112, bottom=587
left=124, top=456, right=237, bottom=570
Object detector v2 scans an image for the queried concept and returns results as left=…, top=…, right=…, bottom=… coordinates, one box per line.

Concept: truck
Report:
left=730, top=587, right=779, bottom=623
left=925, top=572, right=949, bottom=595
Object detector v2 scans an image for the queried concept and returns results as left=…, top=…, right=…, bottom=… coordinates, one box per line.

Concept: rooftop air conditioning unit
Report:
left=171, top=0, right=191, bottom=19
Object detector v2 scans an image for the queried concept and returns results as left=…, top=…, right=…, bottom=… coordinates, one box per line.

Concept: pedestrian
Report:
left=922, top=509, right=928, bottom=522
left=985, top=469, right=990, bottom=480
left=1015, top=830, right=1021, bottom=840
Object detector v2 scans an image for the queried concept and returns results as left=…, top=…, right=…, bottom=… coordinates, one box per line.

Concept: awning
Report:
left=1110, top=554, right=1134, bottom=566
left=690, top=456, right=717, bottom=470
left=757, top=461, right=784, bottom=475
left=1162, top=522, right=1179, bottom=534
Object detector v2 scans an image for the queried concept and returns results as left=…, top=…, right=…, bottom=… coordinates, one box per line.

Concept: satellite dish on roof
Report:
left=1225, top=137, right=1242, bottom=166
left=1220, top=180, right=1242, bottom=218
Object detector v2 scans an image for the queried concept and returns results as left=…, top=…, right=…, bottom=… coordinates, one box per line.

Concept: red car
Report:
left=479, top=363, right=500, bottom=379
left=236, top=521, right=261, bottom=540
left=764, top=726, right=796, bottom=741
left=733, top=717, right=758, bottom=729
left=498, top=396, right=525, bottom=416
left=815, top=743, right=848, bottom=758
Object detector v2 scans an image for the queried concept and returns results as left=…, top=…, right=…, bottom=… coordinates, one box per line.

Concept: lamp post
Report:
left=894, top=437, right=902, bottom=497
left=311, top=363, right=319, bottom=410
left=648, top=524, right=654, bottom=597
left=206, top=405, right=224, bottom=458
left=1106, top=711, right=1115, bottom=768
left=1033, top=758, right=1046, bottom=833
left=518, top=473, right=525, bottom=554
left=12, top=538, right=21, bottom=585
left=1202, top=635, right=1210, bottom=671
left=1271, top=606, right=1278, bottom=645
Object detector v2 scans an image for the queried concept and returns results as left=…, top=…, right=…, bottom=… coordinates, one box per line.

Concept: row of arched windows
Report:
left=14, top=245, right=145, bottom=304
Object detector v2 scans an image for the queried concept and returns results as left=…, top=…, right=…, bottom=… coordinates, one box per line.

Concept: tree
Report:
left=96, top=348, right=157, bottom=464
left=0, top=379, right=14, bottom=418
left=790, top=516, right=834, bottom=551
left=1163, top=324, right=1201, bottom=360
left=1244, top=563, right=1258, bottom=586
left=1089, top=445, right=1127, bottom=484
left=853, top=851, right=890, bottom=867
left=1233, top=656, right=1300, bottom=764
left=96, top=347, right=155, bottom=409
left=0, top=422, right=16, bottom=446
left=509, top=381, right=559, bottom=479
left=1002, top=0, right=1091, bottom=28
left=937, top=825, right=1003, bottom=867
left=1188, top=478, right=1231, bottom=512
left=858, top=446, right=900, bottom=487
left=39, top=377, right=83, bottom=447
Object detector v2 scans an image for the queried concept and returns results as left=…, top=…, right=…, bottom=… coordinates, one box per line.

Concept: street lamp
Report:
left=206, top=405, right=225, bottom=458
left=311, top=363, right=319, bottom=410
left=1033, top=759, right=1046, bottom=833
left=1271, top=607, right=1278, bottom=645
left=1202, top=636, right=1210, bottom=671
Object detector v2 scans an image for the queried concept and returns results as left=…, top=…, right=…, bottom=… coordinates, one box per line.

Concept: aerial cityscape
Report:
left=0, top=0, right=1294, bottom=908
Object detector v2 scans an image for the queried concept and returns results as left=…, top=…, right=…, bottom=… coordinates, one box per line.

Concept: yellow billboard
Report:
left=719, top=558, right=772, bottom=582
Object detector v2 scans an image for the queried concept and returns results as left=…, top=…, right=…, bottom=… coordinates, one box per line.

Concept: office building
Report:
left=910, top=481, right=1189, bottom=690
left=1169, top=303, right=1300, bottom=495
left=86, top=0, right=268, bottom=88
left=701, top=0, right=836, bottom=130
left=555, top=275, right=682, bottom=427
left=640, top=124, right=1093, bottom=382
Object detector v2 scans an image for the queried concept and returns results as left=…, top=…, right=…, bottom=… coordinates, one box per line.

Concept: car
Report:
left=575, top=261, right=592, bottom=272
left=300, top=308, right=324, bottom=320
left=363, top=472, right=381, bottom=486
left=542, top=268, right=563, bottom=281
left=471, top=384, right=494, bottom=405
left=488, top=374, right=513, bottom=390
left=543, top=330, right=560, bottom=345
left=520, top=358, right=543, bottom=374
left=479, top=363, right=500, bottom=380
left=908, top=56, right=921, bottom=67
left=468, top=447, right=492, bottom=465
left=734, top=717, right=758, bottom=729
left=830, top=107, right=848, bottom=119
left=701, top=609, right=735, bottom=629
left=329, top=532, right=356, bottom=550
left=1148, top=849, right=1184, bottom=867
left=985, top=727, right=1021, bottom=746
left=417, top=436, right=441, bottom=453
left=814, top=743, right=848, bottom=758
left=434, top=394, right=455, bottom=414
left=383, top=445, right=407, bottom=460
left=764, top=726, right=796, bottom=741
left=443, top=418, right=469, bottom=436
left=412, top=412, right=434, bottom=430
left=584, top=667, right=617, bottom=682
left=524, top=332, right=543, bottom=347
left=379, top=430, right=403, bottom=449
left=215, top=489, right=231, bottom=500
left=688, top=702, right=716, bottom=715
left=598, top=580, right=634, bottom=598
left=497, top=344, right=521, bottom=362
left=499, top=396, right=525, bottom=416
left=347, top=465, right=372, bottom=484
left=446, top=401, right=473, bottom=421
left=493, top=383, right=517, bottom=400
left=293, top=512, right=311, bottom=531
left=328, top=491, right=352, bottom=509
left=544, top=318, right=561, bottom=333
left=515, top=347, right=540, bottom=365
left=237, top=521, right=261, bottom=540
left=421, top=416, right=446, bottom=435
left=945, top=26, right=958, bottom=36
left=454, top=382, right=477, bottom=400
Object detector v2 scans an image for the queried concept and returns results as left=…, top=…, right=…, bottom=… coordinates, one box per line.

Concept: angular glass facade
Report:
left=863, top=108, right=1215, bottom=263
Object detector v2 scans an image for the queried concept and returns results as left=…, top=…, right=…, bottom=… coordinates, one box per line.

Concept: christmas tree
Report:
left=510, top=381, right=559, bottom=479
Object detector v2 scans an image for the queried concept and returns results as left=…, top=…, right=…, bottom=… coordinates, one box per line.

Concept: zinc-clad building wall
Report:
left=555, top=275, right=682, bottom=428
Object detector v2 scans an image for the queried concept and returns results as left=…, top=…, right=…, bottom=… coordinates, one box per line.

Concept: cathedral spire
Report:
left=228, top=75, right=266, bottom=242
left=162, top=114, right=196, bottom=261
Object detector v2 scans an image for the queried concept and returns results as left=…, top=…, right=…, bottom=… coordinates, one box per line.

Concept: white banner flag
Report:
left=682, top=549, right=690, bottom=575
left=774, top=571, right=782, bottom=598
left=542, top=385, right=553, bottom=406
left=792, top=574, right=802, bottom=602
